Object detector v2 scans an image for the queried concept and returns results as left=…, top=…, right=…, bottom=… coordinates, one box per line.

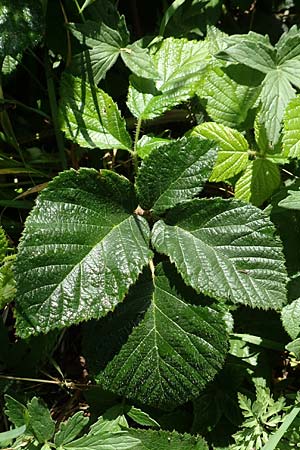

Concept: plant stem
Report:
left=44, top=52, right=67, bottom=170
left=132, top=117, right=142, bottom=174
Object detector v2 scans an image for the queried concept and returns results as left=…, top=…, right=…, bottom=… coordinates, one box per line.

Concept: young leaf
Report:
left=191, top=122, right=249, bottom=181
left=4, top=395, right=28, bottom=428
left=59, top=74, right=132, bottom=151
left=100, top=263, right=228, bottom=410
left=201, top=66, right=260, bottom=128
left=283, top=95, right=300, bottom=158
left=127, top=428, right=208, bottom=449
left=126, top=407, right=159, bottom=428
left=27, top=397, right=55, bottom=443
left=54, top=412, right=89, bottom=447
left=152, top=198, right=287, bottom=309
left=127, top=37, right=209, bottom=120
left=135, top=137, right=217, bottom=215
left=14, top=168, right=152, bottom=338
left=235, top=159, right=281, bottom=206
left=281, top=298, right=300, bottom=340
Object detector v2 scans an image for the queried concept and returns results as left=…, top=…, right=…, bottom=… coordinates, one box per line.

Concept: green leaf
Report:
left=59, top=73, right=132, bottom=151
left=63, top=432, right=140, bottom=450
left=191, top=122, right=249, bottom=181
left=136, top=137, right=216, bottom=215
left=278, top=190, right=300, bottom=209
left=201, top=66, right=260, bottom=128
left=0, top=425, right=26, bottom=445
left=217, top=32, right=276, bottom=74
left=2, top=55, right=19, bottom=75
left=27, top=397, right=55, bottom=443
left=151, top=199, right=287, bottom=309
left=286, top=338, right=300, bottom=359
left=136, top=135, right=171, bottom=159
left=127, top=429, right=208, bottom=449
left=283, top=95, right=300, bottom=158
left=282, top=298, right=300, bottom=340
left=127, top=37, right=209, bottom=120
left=235, top=159, right=281, bottom=206
left=89, top=405, right=128, bottom=435
left=69, top=21, right=125, bottom=83
left=0, top=257, right=16, bottom=308
left=120, top=42, right=159, bottom=80
left=0, top=0, right=44, bottom=57
left=275, top=25, right=300, bottom=65
left=4, top=395, right=28, bottom=428
left=0, top=226, right=8, bottom=262
left=100, top=263, right=228, bottom=410
left=14, top=168, right=152, bottom=338
left=54, top=412, right=89, bottom=447
left=126, top=407, right=159, bottom=428
left=260, top=69, right=295, bottom=145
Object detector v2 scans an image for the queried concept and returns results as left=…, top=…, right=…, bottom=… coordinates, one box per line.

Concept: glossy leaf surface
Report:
left=97, top=263, right=228, bottom=410
left=152, top=199, right=287, bottom=309
left=15, top=169, right=152, bottom=337
left=59, top=74, right=132, bottom=151
left=136, top=137, right=217, bottom=214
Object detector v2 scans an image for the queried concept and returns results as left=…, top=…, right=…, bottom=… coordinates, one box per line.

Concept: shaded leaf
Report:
left=27, top=397, right=55, bottom=443
left=191, top=122, right=249, bottom=181
left=59, top=73, right=132, bottom=151
left=100, top=263, right=228, bottom=410
left=282, top=298, right=300, bottom=340
left=136, top=137, right=216, bottom=214
left=279, top=190, right=300, bottom=209
left=120, top=42, right=159, bottom=80
left=127, top=428, right=208, bottom=449
left=0, top=226, right=8, bottom=262
left=126, top=407, right=159, bottom=428
left=4, top=395, right=28, bottom=428
left=54, top=412, right=89, bottom=447
left=136, top=135, right=171, bottom=159
left=152, top=199, right=287, bottom=309
left=15, top=168, right=152, bottom=337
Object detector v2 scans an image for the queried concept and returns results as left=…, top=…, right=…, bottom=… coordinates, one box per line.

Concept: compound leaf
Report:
left=4, top=395, right=28, bottom=428
left=283, top=95, right=300, bottom=158
left=275, top=25, right=300, bottom=65
left=135, top=137, right=217, bottom=215
left=99, top=263, right=228, bottom=410
left=191, top=122, right=249, bottom=181
left=127, top=37, right=209, bottom=120
left=152, top=199, right=287, bottom=309
left=127, top=428, right=208, bottom=449
left=281, top=298, right=300, bottom=340
left=59, top=73, right=132, bottom=151
left=14, top=168, right=152, bottom=338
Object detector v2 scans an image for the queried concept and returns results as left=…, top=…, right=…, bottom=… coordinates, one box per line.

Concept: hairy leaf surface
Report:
left=152, top=199, right=287, bottom=309
left=136, top=137, right=217, bottom=214
left=191, top=122, right=249, bottom=181
left=97, top=263, right=228, bottom=410
left=15, top=169, right=152, bottom=338
left=127, top=429, right=208, bottom=449
left=59, top=74, right=132, bottom=151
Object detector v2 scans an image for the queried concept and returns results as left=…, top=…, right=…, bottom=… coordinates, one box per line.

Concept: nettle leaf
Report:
left=283, top=95, right=300, bottom=158
left=127, top=37, right=209, bottom=120
left=0, top=0, right=44, bottom=58
left=136, top=135, right=171, bottom=159
left=282, top=298, right=300, bottom=340
left=127, top=429, right=208, bottom=449
left=152, top=199, right=287, bottom=309
left=69, top=21, right=158, bottom=82
left=235, top=159, right=281, bottom=206
left=14, top=168, right=152, bottom=338
left=191, top=122, right=249, bottom=181
left=260, top=69, right=295, bottom=146
left=98, top=263, right=228, bottom=410
left=59, top=73, right=132, bottom=151
left=135, top=137, right=217, bottom=215
left=54, top=412, right=89, bottom=447
left=201, top=66, right=260, bottom=128
left=27, top=397, right=55, bottom=443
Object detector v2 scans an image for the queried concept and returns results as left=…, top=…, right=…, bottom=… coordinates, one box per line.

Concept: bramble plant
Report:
left=2, top=0, right=300, bottom=449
